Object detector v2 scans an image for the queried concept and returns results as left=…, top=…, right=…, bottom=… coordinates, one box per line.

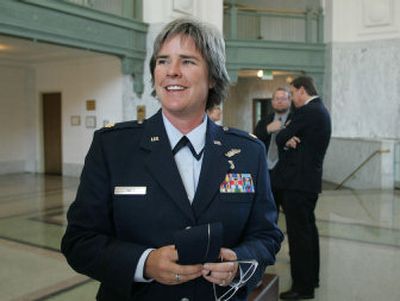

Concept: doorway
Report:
left=42, top=92, right=62, bottom=175
left=253, top=98, right=272, bottom=131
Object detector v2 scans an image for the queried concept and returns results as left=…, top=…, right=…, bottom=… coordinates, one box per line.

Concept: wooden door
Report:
left=42, top=93, right=62, bottom=175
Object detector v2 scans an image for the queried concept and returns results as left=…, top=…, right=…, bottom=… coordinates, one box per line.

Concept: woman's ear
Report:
left=208, top=76, right=215, bottom=89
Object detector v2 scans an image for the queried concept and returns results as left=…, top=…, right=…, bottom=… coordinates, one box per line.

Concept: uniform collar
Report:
left=162, top=112, right=207, bottom=155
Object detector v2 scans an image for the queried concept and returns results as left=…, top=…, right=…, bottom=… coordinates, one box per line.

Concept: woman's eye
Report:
left=156, top=59, right=167, bottom=65
left=183, top=60, right=195, bottom=65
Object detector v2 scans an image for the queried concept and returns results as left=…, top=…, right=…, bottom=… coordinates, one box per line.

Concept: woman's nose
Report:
left=167, top=60, right=181, bottom=77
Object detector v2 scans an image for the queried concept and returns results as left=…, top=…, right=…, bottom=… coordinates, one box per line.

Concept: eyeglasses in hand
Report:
left=212, top=260, right=259, bottom=301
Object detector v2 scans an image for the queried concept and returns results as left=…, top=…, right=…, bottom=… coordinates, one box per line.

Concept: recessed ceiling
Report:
left=238, top=69, right=303, bottom=79
left=0, top=34, right=108, bottom=65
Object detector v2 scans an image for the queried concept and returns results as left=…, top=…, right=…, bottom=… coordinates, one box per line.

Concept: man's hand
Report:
left=285, top=136, right=301, bottom=149
left=266, top=120, right=282, bottom=134
left=202, top=248, right=239, bottom=287
left=144, top=245, right=203, bottom=285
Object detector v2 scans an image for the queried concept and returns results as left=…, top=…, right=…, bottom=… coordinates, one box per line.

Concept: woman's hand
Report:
left=144, top=245, right=203, bottom=285
left=202, top=248, right=239, bottom=287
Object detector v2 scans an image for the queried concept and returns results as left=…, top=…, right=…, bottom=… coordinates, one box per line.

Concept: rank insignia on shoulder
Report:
left=225, top=148, right=241, bottom=158
left=104, top=122, right=115, bottom=128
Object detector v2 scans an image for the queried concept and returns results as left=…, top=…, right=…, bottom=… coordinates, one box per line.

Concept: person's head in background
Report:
left=271, top=87, right=291, bottom=114
left=290, top=76, right=318, bottom=108
left=207, top=105, right=222, bottom=122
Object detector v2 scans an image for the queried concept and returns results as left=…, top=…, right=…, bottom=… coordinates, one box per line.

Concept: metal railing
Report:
left=223, top=5, right=324, bottom=43
left=63, top=0, right=139, bottom=19
left=395, top=142, right=400, bottom=189
left=335, top=149, right=390, bottom=190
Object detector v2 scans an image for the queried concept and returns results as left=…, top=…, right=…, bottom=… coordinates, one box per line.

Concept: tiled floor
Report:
left=0, top=174, right=399, bottom=301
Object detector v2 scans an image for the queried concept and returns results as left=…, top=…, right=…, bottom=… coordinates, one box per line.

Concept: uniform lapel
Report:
left=192, top=121, right=230, bottom=218
left=140, top=111, right=195, bottom=223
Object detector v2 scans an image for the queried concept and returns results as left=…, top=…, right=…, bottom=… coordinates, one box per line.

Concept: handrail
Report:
left=335, top=149, right=390, bottom=190
left=223, top=4, right=324, bottom=43
left=223, top=4, right=310, bottom=15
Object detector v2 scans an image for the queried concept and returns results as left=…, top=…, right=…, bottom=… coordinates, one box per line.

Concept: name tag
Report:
left=220, top=173, right=255, bottom=193
left=114, top=186, right=147, bottom=195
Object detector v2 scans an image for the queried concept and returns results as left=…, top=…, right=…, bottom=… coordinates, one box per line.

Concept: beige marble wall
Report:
left=323, top=137, right=396, bottom=189
left=327, top=39, right=400, bottom=139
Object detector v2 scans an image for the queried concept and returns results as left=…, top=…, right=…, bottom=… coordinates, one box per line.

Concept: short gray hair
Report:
left=149, top=18, right=230, bottom=110
left=272, top=87, right=290, bottom=99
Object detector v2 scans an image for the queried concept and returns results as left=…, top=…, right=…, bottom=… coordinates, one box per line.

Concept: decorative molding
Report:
left=122, top=57, right=144, bottom=96
left=21, top=0, right=147, bottom=30
left=172, top=0, right=194, bottom=15
left=226, top=40, right=325, bottom=85
left=362, top=0, right=393, bottom=28
left=359, top=0, right=399, bottom=36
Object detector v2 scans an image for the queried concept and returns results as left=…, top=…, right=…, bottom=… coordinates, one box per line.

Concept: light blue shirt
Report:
left=163, top=113, right=207, bottom=202
left=267, top=111, right=290, bottom=170
left=134, top=112, right=208, bottom=282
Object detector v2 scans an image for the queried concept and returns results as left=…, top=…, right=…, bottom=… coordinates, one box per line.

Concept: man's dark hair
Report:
left=290, top=76, right=318, bottom=96
left=150, top=18, right=230, bottom=110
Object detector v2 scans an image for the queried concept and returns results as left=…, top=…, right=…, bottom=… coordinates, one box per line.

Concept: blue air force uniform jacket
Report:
left=61, top=110, right=283, bottom=301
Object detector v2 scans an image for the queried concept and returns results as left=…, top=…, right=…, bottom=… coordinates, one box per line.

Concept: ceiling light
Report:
left=257, top=70, right=273, bottom=80
left=0, top=44, right=10, bottom=51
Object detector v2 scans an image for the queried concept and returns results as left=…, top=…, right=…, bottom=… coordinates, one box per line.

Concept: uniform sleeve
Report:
left=61, top=131, right=148, bottom=298
left=233, top=141, right=284, bottom=295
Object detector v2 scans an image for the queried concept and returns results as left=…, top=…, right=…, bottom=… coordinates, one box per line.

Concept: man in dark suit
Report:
left=61, top=18, right=283, bottom=301
left=254, top=87, right=292, bottom=213
left=275, top=76, right=331, bottom=300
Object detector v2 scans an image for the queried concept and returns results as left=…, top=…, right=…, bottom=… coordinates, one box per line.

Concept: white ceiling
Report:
left=0, top=35, right=300, bottom=79
left=0, top=34, right=106, bottom=65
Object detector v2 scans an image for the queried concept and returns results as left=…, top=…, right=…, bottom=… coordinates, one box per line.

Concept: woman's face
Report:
left=154, top=34, right=212, bottom=120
